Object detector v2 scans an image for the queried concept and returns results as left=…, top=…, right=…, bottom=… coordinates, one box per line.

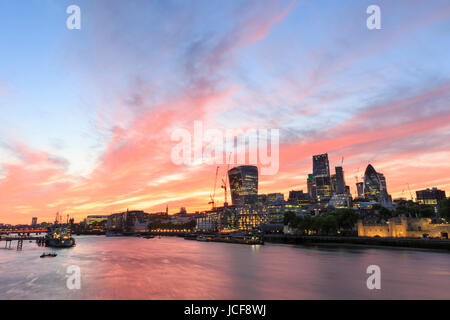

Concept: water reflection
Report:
left=0, top=236, right=449, bottom=299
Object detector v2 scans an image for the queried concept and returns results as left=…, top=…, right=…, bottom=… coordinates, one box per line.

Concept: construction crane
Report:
left=209, top=166, right=219, bottom=210
left=221, top=152, right=232, bottom=206
left=407, top=183, right=414, bottom=201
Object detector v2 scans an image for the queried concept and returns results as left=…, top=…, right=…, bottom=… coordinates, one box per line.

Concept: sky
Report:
left=1, top=0, right=450, bottom=224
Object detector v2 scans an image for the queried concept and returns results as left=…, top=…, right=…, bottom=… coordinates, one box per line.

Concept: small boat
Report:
left=143, top=235, right=155, bottom=239
left=196, top=236, right=209, bottom=242
left=40, top=253, right=57, bottom=258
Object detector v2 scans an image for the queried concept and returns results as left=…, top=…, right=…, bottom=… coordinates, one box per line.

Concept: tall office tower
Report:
left=364, top=164, right=391, bottom=205
left=356, top=182, right=364, bottom=198
left=228, top=165, right=258, bottom=207
left=307, top=174, right=316, bottom=200
left=331, top=174, right=337, bottom=193
left=312, top=153, right=332, bottom=203
left=31, top=217, right=37, bottom=226
left=335, top=166, right=346, bottom=194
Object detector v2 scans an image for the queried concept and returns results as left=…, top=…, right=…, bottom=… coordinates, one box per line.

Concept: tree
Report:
left=322, top=215, right=338, bottom=235
left=373, top=204, right=393, bottom=219
left=335, top=209, right=359, bottom=231
left=439, top=198, right=450, bottom=220
left=395, top=203, right=435, bottom=218
left=283, top=212, right=296, bottom=226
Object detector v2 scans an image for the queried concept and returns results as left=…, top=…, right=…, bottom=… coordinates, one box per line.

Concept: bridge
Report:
left=0, top=229, right=47, bottom=234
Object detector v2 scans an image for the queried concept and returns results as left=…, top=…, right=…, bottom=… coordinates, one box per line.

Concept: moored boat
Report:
left=45, top=226, right=76, bottom=248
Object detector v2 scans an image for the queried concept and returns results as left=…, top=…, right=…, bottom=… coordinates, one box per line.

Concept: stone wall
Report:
left=358, top=216, right=450, bottom=238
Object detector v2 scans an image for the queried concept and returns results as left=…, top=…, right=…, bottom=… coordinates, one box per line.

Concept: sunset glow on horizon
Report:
left=1, top=0, right=450, bottom=224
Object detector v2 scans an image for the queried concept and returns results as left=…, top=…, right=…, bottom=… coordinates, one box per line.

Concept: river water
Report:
left=0, top=235, right=448, bottom=299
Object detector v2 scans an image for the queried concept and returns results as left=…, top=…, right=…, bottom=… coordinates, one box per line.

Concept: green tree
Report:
left=439, top=198, right=450, bottom=220
left=335, top=209, right=359, bottom=231
left=283, top=212, right=296, bottom=226
left=322, top=215, right=338, bottom=235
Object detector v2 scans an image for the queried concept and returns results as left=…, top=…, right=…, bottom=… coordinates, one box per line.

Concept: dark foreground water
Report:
left=0, top=235, right=449, bottom=299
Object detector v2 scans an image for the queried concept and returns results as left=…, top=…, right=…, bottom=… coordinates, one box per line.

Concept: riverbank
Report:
left=263, top=234, right=450, bottom=250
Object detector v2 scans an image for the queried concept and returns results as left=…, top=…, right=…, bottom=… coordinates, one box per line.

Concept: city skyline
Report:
left=1, top=0, right=450, bottom=224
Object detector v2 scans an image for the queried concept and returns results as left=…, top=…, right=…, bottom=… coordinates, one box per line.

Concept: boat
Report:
left=45, top=226, right=76, bottom=248
left=106, top=231, right=123, bottom=237
left=40, top=253, right=57, bottom=258
left=143, top=235, right=155, bottom=239
left=184, top=234, right=197, bottom=240
left=194, top=233, right=264, bottom=245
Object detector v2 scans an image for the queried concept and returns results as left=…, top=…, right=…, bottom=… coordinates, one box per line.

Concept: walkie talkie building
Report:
left=228, top=165, right=258, bottom=207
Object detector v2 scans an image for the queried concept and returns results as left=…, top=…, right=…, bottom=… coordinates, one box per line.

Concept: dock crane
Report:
left=209, top=166, right=219, bottom=210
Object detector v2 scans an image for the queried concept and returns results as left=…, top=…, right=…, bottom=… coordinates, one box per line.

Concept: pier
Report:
left=0, top=235, right=47, bottom=250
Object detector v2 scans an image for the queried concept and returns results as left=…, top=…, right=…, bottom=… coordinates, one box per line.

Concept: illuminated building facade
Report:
left=328, top=193, right=352, bottom=209
left=307, top=174, right=316, bottom=199
left=364, top=164, right=392, bottom=206
left=267, top=193, right=284, bottom=203
left=257, top=194, right=267, bottom=205
left=312, top=154, right=332, bottom=203
left=196, top=212, right=219, bottom=232
left=358, top=217, right=450, bottom=238
left=331, top=174, right=337, bottom=193
left=416, top=188, right=446, bottom=205
left=288, top=190, right=311, bottom=204
left=236, top=205, right=268, bottom=231
left=356, top=182, right=364, bottom=198
left=228, top=165, right=258, bottom=207
left=106, top=210, right=150, bottom=233
left=335, top=166, right=345, bottom=194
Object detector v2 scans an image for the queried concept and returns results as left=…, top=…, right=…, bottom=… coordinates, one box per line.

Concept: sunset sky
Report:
left=1, top=0, right=450, bottom=224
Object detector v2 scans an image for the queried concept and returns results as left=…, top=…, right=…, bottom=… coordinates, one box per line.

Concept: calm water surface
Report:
left=0, top=235, right=449, bottom=299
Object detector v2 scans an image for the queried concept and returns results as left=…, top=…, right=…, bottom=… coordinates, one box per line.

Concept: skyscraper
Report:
left=335, top=166, right=345, bottom=194
left=356, top=182, right=364, bottom=198
left=312, top=153, right=332, bottom=203
left=307, top=173, right=316, bottom=200
left=31, top=217, right=37, bottom=226
left=331, top=174, right=337, bottom=193
left=364, top=164, right=391, bottom=205
left=228, top=165, right=258, bottom=207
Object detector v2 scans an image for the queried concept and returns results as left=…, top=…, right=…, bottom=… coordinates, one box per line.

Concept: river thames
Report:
left=0, top=235, right=449, bottom=299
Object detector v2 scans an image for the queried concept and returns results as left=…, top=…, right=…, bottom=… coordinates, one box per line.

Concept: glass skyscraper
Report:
left=228, top=165, right=258, bottom=207
left=335, top=166, right=345, bottom=194
left=364, top=164, right=391, bottom=205
left=312, top=153, right=332, bottom=203
left=356, top=182, right=364, bottom=198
